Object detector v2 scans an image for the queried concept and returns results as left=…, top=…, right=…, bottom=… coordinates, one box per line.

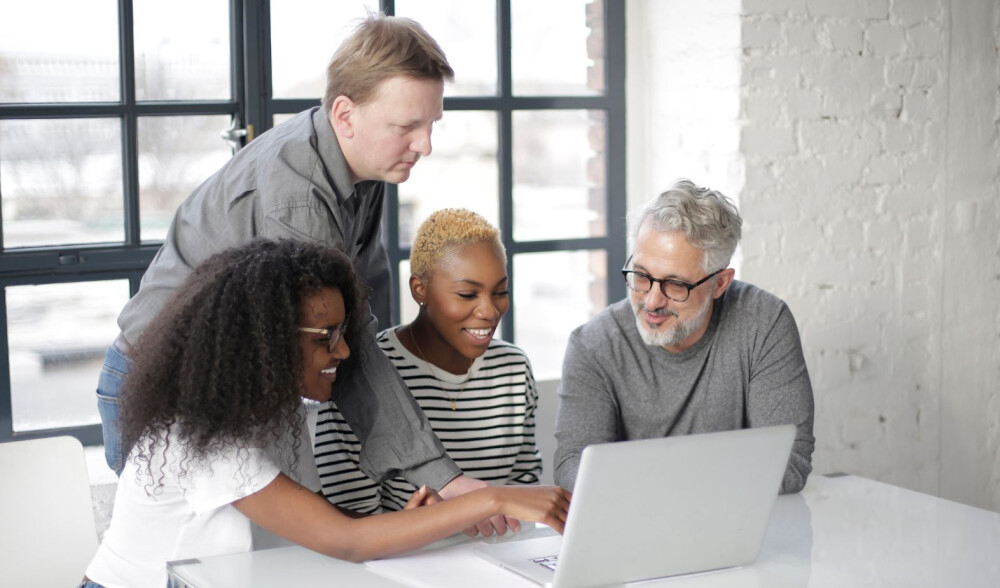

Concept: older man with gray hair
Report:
left=553, top=178, right=815, bottom=494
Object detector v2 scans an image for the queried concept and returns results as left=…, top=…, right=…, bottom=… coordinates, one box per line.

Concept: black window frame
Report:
left=0, top=0, right=625, bottom=445
left=0, top=0, right=246, bottom=444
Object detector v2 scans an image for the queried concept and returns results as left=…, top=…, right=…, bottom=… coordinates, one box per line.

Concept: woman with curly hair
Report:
left=82, top=239, right=570, bottom=588
left=315, top=209, right=541, bottom=530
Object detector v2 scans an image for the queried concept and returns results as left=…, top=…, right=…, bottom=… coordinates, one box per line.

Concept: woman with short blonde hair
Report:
left=315, top=209, right=542, bottom=522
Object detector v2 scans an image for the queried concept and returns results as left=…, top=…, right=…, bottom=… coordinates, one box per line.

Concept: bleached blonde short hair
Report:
left=409, top=209, right=505, bottom=279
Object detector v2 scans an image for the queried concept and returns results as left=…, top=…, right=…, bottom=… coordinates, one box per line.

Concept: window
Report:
left=0, top=0, right=624, bottom=444
left=385, top=0, right=628, bottom=380
left=0, top=0, right=240, bottom=444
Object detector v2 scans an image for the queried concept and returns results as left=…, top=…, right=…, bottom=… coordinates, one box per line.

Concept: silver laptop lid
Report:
left=551, top=424, right=796, bottom=587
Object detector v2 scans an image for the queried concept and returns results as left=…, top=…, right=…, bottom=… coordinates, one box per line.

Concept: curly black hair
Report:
left=120, top=239, right=368, bottom=484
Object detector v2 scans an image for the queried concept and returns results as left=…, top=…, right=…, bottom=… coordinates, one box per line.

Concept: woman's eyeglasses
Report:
left=298, top=314, right=350, bottom=353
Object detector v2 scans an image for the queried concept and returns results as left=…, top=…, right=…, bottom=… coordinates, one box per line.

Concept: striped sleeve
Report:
left=313, top=402, right=382, bottom=515
left=507, top=354, right=542, bottom=485
left=381, top=340, right=543, bottom=511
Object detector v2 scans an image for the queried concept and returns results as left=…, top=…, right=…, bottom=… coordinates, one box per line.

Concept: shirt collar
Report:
left=313, top=106, right=366, bottom=204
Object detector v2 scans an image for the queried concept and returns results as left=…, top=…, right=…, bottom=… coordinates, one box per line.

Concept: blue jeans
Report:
left=96, top=339, right=132, bottom=475
left=78, top=581, right=105, bottom=588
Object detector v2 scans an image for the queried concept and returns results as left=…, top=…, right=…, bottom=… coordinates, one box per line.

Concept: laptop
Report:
left=474, top=424, right=796, bottom=588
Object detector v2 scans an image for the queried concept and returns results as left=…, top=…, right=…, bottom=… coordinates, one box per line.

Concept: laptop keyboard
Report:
left=532, top=555, right=559, bottom=571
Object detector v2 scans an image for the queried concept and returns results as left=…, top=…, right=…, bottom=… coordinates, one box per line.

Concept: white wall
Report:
left=626, top=0, right=745, bottom=217
left=626, top=0, right=1000, bottom=511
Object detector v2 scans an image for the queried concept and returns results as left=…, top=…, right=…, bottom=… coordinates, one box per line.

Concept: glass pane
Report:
left=396, top=0, right=496, bottom=97
left=398, top=260, right=418, bottom=326
left=273, top=114, right=295, bottom=129
left=513, top=250, right=607, bottom=380
left=511, top=0, right=603, bottom=96
left=271, top=1, right=371, bottom=99
left=398, top=111, right=499, bottom=248
left=0, top=1, right=119, bottom=103
left=138, top=115, right=233, bottom=241
left=1, top=118, right=124, bottom=248
left=8, top=280, right=130, bottom=432
left=133, top=0, right=230, bottom=101
left=512, top=110, right=606, bottom=241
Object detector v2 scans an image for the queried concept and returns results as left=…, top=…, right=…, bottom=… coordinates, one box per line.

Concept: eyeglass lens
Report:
left=624, top=272, right=691, bottom=302
left=328, top=316, right=350, bottom=352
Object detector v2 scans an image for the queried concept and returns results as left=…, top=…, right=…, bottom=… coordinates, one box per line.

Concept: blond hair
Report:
left=410, top=209, right=505, bottom=279
left=322, top=12, right=454, bottom=113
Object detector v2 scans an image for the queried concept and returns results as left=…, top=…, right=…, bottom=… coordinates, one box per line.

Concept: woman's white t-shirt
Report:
left=86, top=403, right=320, bottom=588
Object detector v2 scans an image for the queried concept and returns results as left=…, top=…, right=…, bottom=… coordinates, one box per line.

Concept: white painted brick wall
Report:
left=739, top=0, right=999, bottom=510
left=628, top=0, right=1000, bottom=511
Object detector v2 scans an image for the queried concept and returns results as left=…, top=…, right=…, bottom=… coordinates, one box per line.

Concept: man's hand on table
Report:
left=439, top=474, right=522, bottom=537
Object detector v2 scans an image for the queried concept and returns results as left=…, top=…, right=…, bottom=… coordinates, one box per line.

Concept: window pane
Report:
left=1, top=118, right=124, bottom=248
left=273, top=114, right=295, bottom=129
left=398, top=111, right=499, bottom=248
left=512, top=110, right=605, bottom=242
left=0, top=1, right=119, bottom=103
left=133, top=0, right=230, bottom=101
left=138, top=115, right=233, bottom=241
left=513, top=250, right=607, bottom=380
left=398, top=260, right=418, bottom=326
left=511, top=0, right=603, bottom=96
left=270, top=1, right=370, bottom=99
left=8, top=280, right=130, bottom=432
left=396, top=0, right=496, bottom=97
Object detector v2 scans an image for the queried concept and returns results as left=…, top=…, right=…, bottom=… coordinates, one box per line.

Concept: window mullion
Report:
left=242, top=0, right=270, bottom=135
left=605, top=0, right=628, bottom=306
left=119, top=0, right=140, bottom=246
left=230, top=0, right=246, bottom=124
left=497, top=0, right=515, bottom=342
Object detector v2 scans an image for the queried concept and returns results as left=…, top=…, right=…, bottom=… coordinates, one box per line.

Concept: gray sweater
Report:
left=554, top=280, right=815, bottom=494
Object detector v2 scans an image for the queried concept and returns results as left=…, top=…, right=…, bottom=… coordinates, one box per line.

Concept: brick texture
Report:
left=628, top=0, right=1000, bottom=512
left=737, top=0, right=1000, bottom=511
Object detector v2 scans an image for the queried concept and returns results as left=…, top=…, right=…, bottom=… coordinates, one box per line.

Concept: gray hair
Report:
left=628, top=178, right=743, bottom=272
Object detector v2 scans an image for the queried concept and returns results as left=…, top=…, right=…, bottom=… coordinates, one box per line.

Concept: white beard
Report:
left=631, top=293, right=714, bottom=348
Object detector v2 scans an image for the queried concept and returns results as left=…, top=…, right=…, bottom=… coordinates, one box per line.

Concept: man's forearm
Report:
left=334, top=316, right=457, bottom=484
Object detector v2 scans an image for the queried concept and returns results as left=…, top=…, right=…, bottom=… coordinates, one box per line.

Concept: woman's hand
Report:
left=492, top=486, right=572, bottom=534
left=236, top=474, right=572, bottom=563
left=403, top=485, right=444, bottom=510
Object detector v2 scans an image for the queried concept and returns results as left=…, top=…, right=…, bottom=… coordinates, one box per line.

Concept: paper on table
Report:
left=365, top=525, right=557, bottom=588
left=366, top=540, right=537, bottom=588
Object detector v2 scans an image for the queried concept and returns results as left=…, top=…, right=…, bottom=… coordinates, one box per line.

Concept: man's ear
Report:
left=409, top=274, right=427, bottom=306
left=330, top=95, right=356, bottom=138
left=713, top=268, right=736, bottom=299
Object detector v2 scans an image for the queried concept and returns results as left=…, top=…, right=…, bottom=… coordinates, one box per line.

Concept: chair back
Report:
left=0, top=435, right=99, bottom=587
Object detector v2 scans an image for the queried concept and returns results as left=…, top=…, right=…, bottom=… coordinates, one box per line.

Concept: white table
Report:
left=166, top=475, right=1000, bottom=587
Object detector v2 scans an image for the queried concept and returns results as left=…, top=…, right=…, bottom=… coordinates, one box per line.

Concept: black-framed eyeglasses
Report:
left=298, top=314, right=350, bottom=353
left=621, top=256, right=724, bottom=302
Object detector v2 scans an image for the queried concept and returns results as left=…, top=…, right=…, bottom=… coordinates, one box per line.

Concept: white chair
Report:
left=0, top=435, right=99, bottom=587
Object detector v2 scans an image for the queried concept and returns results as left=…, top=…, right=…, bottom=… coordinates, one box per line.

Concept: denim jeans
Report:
left=96, top=339, right=132, bottom=475
left=78, top=581, right=106, bottom=588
